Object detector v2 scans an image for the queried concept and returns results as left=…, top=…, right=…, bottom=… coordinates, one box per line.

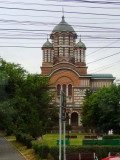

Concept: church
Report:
left=41, top=16, right=115, bottom=127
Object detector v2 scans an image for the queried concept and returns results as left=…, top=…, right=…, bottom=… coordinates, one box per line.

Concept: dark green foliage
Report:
left=32, top=143, right=49, bottom=159
left=50, top=146, right=59, bottom=160
left=50, top=146, right=120, bottom=160
left=0, top=57, right=57, bottom=138
left=16, top=133, right=33, bottom=148
left=103, top=134, right=120, bottom=139
left=81, top=84, right=120, bottom=134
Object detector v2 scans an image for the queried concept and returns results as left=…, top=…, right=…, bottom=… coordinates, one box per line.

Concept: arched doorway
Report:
left=71, top=112, right=78, bottom=126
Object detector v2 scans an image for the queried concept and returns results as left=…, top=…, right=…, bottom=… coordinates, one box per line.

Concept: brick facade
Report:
left=41, top=16, right=115, bottom=126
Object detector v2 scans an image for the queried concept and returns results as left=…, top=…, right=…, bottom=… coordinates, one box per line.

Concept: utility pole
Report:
left=59, top=89, right=62, bottom=160
left=59, top=89, right=66, bottom=160
left=62, top=92, right=66, bottom=160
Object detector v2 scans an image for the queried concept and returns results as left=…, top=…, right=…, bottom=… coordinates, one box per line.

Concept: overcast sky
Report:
left=0, top=0, right=120, bottom=81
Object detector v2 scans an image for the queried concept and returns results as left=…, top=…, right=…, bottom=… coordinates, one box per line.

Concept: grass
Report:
left=5, top=135, right=16, bottom=140
left=37, top=133, right=84, bottom=146
left=4, top=133, right=95, bottom=160
left=4, top=135, right=40, bottom=160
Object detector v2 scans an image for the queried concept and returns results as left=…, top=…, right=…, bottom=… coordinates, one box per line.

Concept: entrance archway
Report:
left=71, top=112, right=78, bottom=126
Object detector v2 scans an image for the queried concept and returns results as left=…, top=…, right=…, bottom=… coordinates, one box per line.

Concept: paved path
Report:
left=0, top=133, right=26, bottom=160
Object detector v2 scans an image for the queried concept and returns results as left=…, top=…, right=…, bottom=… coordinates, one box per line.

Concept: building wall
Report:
left=91, top=79, right=113, bottom=88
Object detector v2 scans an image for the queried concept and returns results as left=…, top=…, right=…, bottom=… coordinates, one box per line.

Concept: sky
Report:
left=0, top=0, right=120, bottom=82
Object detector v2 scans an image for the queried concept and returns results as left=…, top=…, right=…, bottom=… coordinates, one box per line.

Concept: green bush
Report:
left=50, top=146, right=59, bottom=160
left=50, top=145, right=120, bottom=160
left=103, top=134, right=120, bottom=139
left=32, top=143, right=39, bottom=153
left=15, top=133, right=33, bottom=148
left=32, top=143, right=49, bottom=159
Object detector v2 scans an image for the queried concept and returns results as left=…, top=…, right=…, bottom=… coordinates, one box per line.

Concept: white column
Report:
left=78, top=114, right=81, bottom=126
left=66, top=86, right=68, bottom=96
left=75, top=50, right=77, bottom=63
left=68, top=113, right=71, bottom=125
left=81, top=52, right=83, bottom=62
left=78, top=50, right=80, bottom=62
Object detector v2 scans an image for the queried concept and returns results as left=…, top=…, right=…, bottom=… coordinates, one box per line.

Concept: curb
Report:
left=1, top=133, right=28, bottom=160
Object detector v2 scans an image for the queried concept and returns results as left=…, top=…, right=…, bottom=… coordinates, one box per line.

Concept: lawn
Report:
left=4, top=134, right=40, bottom=160
left=37, top=133, right=84, bottom=146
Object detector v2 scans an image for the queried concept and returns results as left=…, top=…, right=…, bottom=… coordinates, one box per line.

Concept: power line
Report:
left=1, top=13, right=120, bottom=21
left=0, top=45, right=120, bottom=48
left=87, top=40, right=120, bottom=56
left=48, top=0, right=120, bottom=5
left=88, top=51, right=120, bottom=64
left=1, top=1, right=120, bottom=10
left=1, top=19, right=120, bottom=30
left=0, top=7, right=120, bottom=17
left=89, top=60, right=120, bottom=72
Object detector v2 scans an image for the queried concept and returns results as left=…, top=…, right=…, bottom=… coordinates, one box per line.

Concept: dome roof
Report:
left=52, top=16, right=76, bottom=34
left=75, top=39, right=86, bottom=48
left=42, top=39, right=53, bottom=48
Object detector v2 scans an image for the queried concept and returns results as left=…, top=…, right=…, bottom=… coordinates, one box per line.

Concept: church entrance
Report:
left=71, top=112, right=78, bottom=126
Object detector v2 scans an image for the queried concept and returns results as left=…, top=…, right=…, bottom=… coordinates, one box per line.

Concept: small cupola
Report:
left=75, top=37, right=86, bottom=65
left=42, top=39, right=53, bottom=49
left=75, top=39, right=86, bottom=49
left=42, top=38, right=53, bottom=64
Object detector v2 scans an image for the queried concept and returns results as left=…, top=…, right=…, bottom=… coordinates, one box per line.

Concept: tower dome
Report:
left=51, top=16, right=77, bottom=35
left=75, top=39, right=86, bottom=49
left=42, top=39, right=53, bottom=48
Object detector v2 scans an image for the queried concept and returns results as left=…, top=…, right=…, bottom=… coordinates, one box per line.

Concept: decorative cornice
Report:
left=72, top=86, right=90, bottom=88
left=41, top=62, right=87, bottom=68
left=53, top=62, right=87, bottom=68
left=49, top=66, right=81, bottom=77
left=66, top=106, right=82, bottom=109
left=91, top=77, right=115, bottom=80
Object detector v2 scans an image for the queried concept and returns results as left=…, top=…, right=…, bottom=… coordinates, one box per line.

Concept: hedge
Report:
left=32, top=143, right=49, bottom=159
left=103, top=134, right=120, bottom=139
left=15, top=133, right=120, bottom=160
left=50, top=146, right=120, bottom=160
left=16, top=133, right=33, bottom=148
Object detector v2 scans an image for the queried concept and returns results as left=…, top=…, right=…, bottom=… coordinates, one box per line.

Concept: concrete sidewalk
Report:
left=0, top=133, right=26, bottom=160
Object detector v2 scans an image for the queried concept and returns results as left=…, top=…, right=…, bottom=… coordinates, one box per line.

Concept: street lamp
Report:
left=0, top=59, right=8, bottom=100
left=0, top=58, right=2, bottom=67
left=0, top=58, right=2, bottom=100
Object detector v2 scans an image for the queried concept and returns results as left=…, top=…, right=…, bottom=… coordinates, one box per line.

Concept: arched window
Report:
left=68, top=84, right=72, bottom=96
left=63, top=48, right=65, bottom=57
left=69, top=48, right=70, bottom=57
left=58, top=47, right=59, bottom=57
left=69, top=35, right=71, bottom=45
left=80, top=50, right=81, bottom=62
left=62, top=84, right=66, bottom=95
left=63, top=34, right=65, bottom=45
left=57, top=36, right=59, bottom=45
left=47, top=50, right=48, bottom=62
left=57, top=84, right=61, bottom=96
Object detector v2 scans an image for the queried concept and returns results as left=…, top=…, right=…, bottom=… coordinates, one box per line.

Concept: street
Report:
left=0, top=133, right=26, bottom=160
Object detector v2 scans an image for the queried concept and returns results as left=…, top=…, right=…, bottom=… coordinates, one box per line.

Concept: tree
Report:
left=81, top=85, right=120, bottom=134
left=66, top=123, right=72, bottom=139
left=0, top=58, right=57, bottom=137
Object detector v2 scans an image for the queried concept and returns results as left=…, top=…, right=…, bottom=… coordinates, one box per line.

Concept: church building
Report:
left=41, top=16, right=115, bottom=126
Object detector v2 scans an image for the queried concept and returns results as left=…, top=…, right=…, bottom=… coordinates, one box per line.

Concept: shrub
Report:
left=15, top=133, right=33, bottom=148
left=50, top=146, right=59, bottom=160
left=103, top=134, right=120, bottom=139
left=50, top=145, right=120, bottom=160
left=32, top=143, right=39, bottom=153
left=32, top=143, right=49, bottom=159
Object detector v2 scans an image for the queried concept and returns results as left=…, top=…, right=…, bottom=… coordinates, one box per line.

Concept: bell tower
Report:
left=75, top=37, right=86, bottom=66
left=50, top=16, right=77, bottom=64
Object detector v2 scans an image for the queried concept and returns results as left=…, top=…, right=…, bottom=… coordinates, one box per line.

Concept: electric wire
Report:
left=1, top=1, right=120, bottom=10
left=0, top=7, right=120, bottom=17
left=87, top=51, right=120, bottom=64
left=0, top=0, right=120, bottom=77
